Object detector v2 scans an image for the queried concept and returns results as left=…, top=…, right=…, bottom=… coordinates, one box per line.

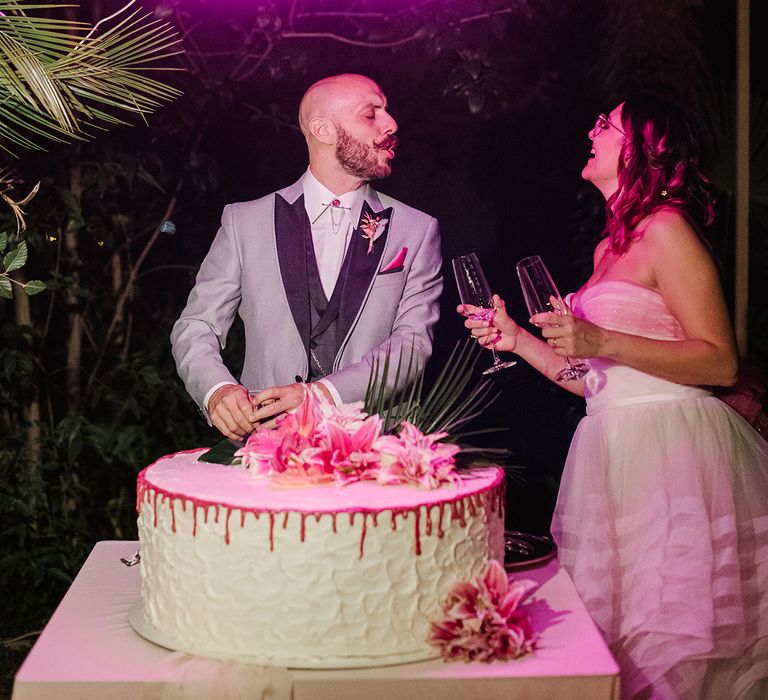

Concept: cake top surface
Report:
left=139, top=449, right=504, bottom=514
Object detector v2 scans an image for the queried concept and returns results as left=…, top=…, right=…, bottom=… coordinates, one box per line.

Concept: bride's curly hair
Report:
left=605, top=93, right=715, bottom=253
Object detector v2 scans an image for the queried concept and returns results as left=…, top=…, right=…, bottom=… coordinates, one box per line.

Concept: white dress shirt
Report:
left=302, top=168, right=366, bottom=298
left=204, top=170, right=367, bottom=411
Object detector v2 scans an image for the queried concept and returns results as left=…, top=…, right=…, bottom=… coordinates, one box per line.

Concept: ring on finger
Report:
left=552, top=338, right=558, bottom=348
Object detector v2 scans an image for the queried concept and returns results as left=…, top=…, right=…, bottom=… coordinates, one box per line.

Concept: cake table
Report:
left=12, top=541, right=620, bottom=700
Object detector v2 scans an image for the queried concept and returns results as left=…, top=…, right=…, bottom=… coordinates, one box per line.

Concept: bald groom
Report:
left=171, top=74, right=443, bottom=439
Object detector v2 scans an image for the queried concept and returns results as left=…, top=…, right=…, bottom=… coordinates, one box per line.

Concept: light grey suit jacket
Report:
left=171, top=176, right=443, bottom=417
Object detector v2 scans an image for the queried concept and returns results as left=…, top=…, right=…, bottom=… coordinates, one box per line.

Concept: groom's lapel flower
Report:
left=360, top=211, right=389, bottom=255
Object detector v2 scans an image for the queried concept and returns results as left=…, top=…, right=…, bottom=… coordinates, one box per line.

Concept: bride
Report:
left=459, top=94, right=768, bottom=699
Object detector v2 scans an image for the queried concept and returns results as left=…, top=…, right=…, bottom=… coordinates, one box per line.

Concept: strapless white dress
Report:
left=551, top=281, right=768, bottom=700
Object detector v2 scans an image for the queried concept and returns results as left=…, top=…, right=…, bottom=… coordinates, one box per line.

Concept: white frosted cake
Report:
left=133, top=448, right=505, bottom=667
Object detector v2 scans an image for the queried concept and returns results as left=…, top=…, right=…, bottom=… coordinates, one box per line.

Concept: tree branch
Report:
left=281, top=30, right=420, bottom=49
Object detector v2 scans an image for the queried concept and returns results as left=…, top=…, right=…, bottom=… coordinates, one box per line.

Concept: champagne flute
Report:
left=452, top=253, right=516, bottom=375
left=515, top=255, right=589, bottom=382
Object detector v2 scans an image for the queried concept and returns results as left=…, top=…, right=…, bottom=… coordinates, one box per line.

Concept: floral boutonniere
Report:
left=360, top=212, right=388, bottom=254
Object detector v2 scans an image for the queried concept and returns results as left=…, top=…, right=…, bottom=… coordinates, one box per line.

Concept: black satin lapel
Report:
left=274, top=193, right=310, bottom=351
left=335, top=201, right=393, bottom=338
left=305, top=224, right=328, bottom=313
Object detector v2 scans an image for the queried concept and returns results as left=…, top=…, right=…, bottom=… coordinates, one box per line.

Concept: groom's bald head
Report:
left=298, top=74, right=398, bottom=184
left=299, top=74, right=383, bottom=137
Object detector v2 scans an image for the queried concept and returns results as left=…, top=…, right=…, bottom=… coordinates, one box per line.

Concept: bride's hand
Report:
left=531, top=299, right=605, bottom=358
left=457, top=294, right=520, bottom=353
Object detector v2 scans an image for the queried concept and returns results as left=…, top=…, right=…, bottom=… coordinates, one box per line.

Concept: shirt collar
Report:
left=302, top=168, right=368, bottom=229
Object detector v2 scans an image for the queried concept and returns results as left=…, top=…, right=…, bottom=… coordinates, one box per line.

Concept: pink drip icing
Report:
left=138, top=452, right=505, bottom=556
left=269, top=512, right=275, bottom=551
left=359, top=513, right=367, bottom=559
left=414, top=508, right=421, bottom=555
left=224, top=508, right=232, bottom=544
left=136, top=481, right=147, bottom=514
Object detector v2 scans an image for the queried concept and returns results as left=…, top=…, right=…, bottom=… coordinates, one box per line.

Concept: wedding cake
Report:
left=131, top=391, right=505, bottom=667
left=134, top=452, right=504, bottom=667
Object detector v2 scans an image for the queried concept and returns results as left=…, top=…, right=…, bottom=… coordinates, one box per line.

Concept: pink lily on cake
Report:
left=376, top=422, right=461, bottom=489
left=235, top=386, right=461, bottom=488
left=234, top=387, right=378, bottom=485
left=322, top=411, right=384, bottom=485
left=429, top=560, right=538, bottom=662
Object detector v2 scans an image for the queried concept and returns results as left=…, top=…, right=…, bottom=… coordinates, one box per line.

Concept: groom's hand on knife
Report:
left=250, top=382, right=333, bottom=430
left=208, top=384, right=258, bottom=440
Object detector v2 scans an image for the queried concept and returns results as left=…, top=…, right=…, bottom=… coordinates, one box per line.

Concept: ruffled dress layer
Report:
left=551, top=281, right=768, bottom=699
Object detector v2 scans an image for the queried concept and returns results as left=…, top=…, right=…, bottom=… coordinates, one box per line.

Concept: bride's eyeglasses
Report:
left=592, top=113, right=625, bottom=137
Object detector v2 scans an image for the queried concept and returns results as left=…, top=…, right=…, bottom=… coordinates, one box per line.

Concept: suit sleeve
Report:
left=326, top=216, right=443, bottom=402
left=170, top=205, right=243, bottom=418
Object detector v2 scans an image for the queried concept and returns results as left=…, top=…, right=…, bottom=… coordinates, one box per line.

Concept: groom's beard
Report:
left=335, top=126, right=398, bottom=181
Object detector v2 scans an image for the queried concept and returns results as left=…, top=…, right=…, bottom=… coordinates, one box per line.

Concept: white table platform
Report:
left=13, top=540, right=620, bottom=700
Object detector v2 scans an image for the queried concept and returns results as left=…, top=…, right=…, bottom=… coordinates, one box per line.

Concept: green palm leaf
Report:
left=0, top=1, right=183, bottom=154
left=364, top=339, right=502, bottom=443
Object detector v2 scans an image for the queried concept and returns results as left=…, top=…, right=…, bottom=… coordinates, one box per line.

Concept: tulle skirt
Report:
left=551, top=395, right=768, bottom=699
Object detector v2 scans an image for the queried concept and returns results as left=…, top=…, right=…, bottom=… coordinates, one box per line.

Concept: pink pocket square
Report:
left=381, top=246, right=407, bottom=272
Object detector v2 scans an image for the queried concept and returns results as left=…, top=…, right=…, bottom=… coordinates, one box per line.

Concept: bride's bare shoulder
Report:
left=638, top=209, right=706, bottom=254
left=592, top=236, right=611, bottom=265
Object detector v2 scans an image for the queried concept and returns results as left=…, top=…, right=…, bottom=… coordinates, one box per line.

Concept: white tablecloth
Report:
left=13, top=541, right=619, bottom=700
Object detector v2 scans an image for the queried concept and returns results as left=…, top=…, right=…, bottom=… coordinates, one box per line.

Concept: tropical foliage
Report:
left=0, top=0, right=182, bottom=154
left=365, top=339, right=499, bottom=440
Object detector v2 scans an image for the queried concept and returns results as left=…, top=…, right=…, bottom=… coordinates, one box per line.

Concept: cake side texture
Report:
left=136, top=449, right=505, bottom=666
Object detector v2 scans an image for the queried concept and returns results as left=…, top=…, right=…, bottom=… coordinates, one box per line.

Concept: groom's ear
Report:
left=309, top=116, right=334, bottom=145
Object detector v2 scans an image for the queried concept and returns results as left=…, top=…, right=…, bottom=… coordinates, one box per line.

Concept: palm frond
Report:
left=0, top=29, right=78, bottom=130
left=364, top=342, right=424, bottom=432
left=364, top=339, right=502, bottom=444
left=0, top=1, right=182, bottom=154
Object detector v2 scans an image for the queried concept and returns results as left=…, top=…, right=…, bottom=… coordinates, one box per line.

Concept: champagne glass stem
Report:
left=452, top=253, right=516, bottom=375
left=515, top=254, right=590, bottom=382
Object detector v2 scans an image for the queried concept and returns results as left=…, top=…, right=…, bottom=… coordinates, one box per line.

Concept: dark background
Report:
left=2, top=0, right=765, bottom=693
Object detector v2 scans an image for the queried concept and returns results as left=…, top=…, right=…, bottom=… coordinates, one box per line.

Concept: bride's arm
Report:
left=459, top=295, right=587, bottom=397
left=537, top=211, right=738, bottom=387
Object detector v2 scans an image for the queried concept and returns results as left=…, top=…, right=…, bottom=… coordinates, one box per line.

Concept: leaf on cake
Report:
left=198, top=438, right=242, bottom=464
